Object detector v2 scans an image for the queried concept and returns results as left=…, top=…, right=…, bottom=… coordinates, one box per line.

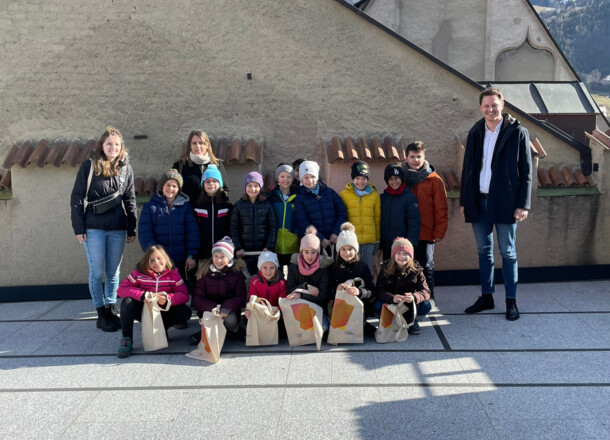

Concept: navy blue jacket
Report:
left=460, top=114, right=532, bottom=224
left=193, top=193, right=233, bottom=259
left=294, top=182, right=347, bottom=240
left=70, top=159, right=137, bottom=236
left=138, top=192, right=200, bottom=265
left=230, top=198, right=277, bottom=252
left=380, top=186, right=421, bottom=248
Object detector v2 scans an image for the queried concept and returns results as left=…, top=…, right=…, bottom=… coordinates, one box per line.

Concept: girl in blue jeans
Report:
left=70, top=126, right=137, bottom=332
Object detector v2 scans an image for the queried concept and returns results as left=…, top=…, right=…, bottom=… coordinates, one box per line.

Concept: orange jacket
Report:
left=410, top=172, right=448, bottom=242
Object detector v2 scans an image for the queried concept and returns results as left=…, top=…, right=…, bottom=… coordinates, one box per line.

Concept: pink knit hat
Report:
left=212, top=236, right=235, bottom=262
left=391, top=237, right=414, bottom=259
left=300, top=226, right=320, bottom=252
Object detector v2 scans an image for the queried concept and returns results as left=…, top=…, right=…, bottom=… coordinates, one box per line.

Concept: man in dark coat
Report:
left=460, top=87, right=532, bottom=321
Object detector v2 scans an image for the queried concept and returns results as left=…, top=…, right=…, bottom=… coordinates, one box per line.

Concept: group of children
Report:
left=114, top=137, right=448, bottom=357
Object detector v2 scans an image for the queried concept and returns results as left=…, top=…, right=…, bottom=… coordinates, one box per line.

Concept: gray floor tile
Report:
left=76, top=389, right=191, bottom=422
left=286, top=352, right=333, bottom=384
left=280, top=387, right=381, bottom=421
left=194, top=353, right=250, bottom=385
left=0, top=321, right=74, bottom=355
left=454, top=352, right=518, bottom=384
left=0, top=301, right=63, bottom=320
left=277, top=418, right=380, bottom=440
left=538, top=281, right=610, bottom=312
left=37, top=300, right=97, bottom=320
left=491, top=418, right=610, bottom=440
left=182, top=388, right=285, bottom=420
left=476, top=387, right=598, bottom=420
left=241, top=353, right=291, bottom=384
left=331, top=351, right=377, bottom=384
left=1, top=391, right=98, bottom=439
left=61, top=422, right=173, bottom=440
left=373, top=351, right=471, bottom=384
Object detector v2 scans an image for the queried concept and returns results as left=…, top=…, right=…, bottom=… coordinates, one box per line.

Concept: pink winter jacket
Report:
left=117, top=268, right=189, bottom=307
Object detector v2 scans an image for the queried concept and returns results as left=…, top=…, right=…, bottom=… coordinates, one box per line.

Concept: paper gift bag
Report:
left=375, top=303, right=415, bottom=344
left=278, top=297, right=323, bottom=350
left=186, top=305, right=227, bottom=363
left=246, top=296, right=281, bottom=346
left=141, top=292, right=169, bottom=352
left=327, top=279, right=364, bottom=345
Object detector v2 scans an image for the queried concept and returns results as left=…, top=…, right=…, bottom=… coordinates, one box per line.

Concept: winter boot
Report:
left=464, top=294, right=495, bottom=314
left=107, top=303, right=122, bottom=329
left=505, top=298, right=520, bottom=321
left=96, top=306, right=120, bottom=332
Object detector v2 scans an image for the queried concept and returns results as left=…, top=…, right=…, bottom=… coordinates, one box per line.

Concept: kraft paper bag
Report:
left=141, top=292, right=169, bottom=352
left=278, top=297, right=323, bottom=350
left=327, top=279, right=364, bottom=345
left=375, top=303, right=416, bottom=344
left=246, top=296, right=281, bottom=346
left=186, top=305, right=227, bottom=363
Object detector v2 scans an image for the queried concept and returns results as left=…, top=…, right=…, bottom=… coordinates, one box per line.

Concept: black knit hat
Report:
left=384, top=163, right=404, bottom=184
left=351, top=160, right=370, bottom=180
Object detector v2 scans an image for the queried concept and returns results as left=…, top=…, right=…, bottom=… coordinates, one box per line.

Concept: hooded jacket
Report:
left=379, top=185, right=421, bottom=248
left=138, top=191, right=200, bottom=265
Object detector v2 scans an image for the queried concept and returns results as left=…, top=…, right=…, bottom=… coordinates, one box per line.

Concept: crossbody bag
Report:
left=83, top=159, right=128, bottom=215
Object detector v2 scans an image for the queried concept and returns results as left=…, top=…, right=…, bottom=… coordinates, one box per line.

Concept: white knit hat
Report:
left=257, top=251, right=279, bottom=270
left=299, top=161, right=319, bottom=181
left=336, top=222, right=359, bottom=253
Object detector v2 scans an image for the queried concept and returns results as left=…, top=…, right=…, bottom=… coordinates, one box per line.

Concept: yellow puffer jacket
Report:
left=339, top=183, right=381, bottom=244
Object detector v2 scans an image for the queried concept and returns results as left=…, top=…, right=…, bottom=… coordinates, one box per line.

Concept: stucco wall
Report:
left=0, top=0, right=606, bottom=290
left=364, top=0, right=577, bottom=81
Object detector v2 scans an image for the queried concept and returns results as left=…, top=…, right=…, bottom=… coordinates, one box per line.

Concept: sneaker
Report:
left=189, top=331, right=201, bottom=345
left=174, top=321, right=188, bottom=330
left=408, top=320, right=421, bottom=335
left=117, top=337, right=132, bottom=358
left=505, top=298, right=520, bottom=321
left=464, top=295, right=495, bottom=314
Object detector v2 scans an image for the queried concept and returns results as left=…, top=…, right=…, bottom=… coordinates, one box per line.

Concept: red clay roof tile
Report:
left=143, top=178, right=157, bottom=196
left=2, top=144, right=21, bottom=169
left=530, top=138, right=547, bottom=158
left=548, top=167, right=566, bottom=187
left=46, top=140, right=68, bottom=167
left=537, top=168, right=552, bottom=188
left=263, top=172, right=276, bottom=192
left=591, top=129, right=610, bottom=149
left=28, top=140, right=49, bottom=167
left=0, top=170, right=11, bottom=190
left=134, top=177, right=145, bottom=196
left=344, top=137, right=358, bottom=161
left=560, top=166, right=577, bottom=187
left=572, top=169, right=588, bottom=186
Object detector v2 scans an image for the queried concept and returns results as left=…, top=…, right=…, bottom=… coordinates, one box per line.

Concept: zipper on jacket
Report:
left=211, top=199, right=215, bottom=247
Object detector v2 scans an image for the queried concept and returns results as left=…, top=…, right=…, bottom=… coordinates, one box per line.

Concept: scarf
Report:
left=298, top=254, right=320, bottom=276
left=190, top=152, right=211, bottom=165
left=403, top=161, right=433, bottom=188
left=385, top=182, right=407, bottom=196
left=354, top=184, right=373, bottom=197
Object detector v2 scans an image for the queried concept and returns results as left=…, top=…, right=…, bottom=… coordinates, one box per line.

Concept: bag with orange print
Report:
left=278, top=297, right=324, bottom=350
left=186, top=305, right=227, bottom=363
left=245, top=296, right=281, bottom=346
left=375, top=303, right=413, bottom=344
left=327, top=279, right=364, bottom=345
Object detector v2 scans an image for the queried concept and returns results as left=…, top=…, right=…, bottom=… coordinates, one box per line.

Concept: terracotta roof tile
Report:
left=591, top=129, right=610, bottom=149
left=539, top=166, right=595, bottom=188
left=143, top=178, right=157, bottom=196
left=344, top=137, right=358, bottom=161
left=530, top=138, right=547, bottom=158
left=263, top=172, right=276, bottom=192
left=537, top=168, right=552, bottom=187
left=441, top=171, right=460, bottom=191
left=134, top=177, right=145, bottom=196
left=357, top=137, right=373, bottom=161
left=3, top=137, right=264, bottom=171
left=0, top=170, right=11, bottom=190
left=326, top=137, right=344, bottom=163
left=324, top=135, right=418, bottom=163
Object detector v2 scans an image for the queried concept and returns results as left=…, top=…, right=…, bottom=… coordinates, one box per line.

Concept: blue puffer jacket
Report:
left=138, top=192, right=200, bottom=265
left=294, top=182, right=347, bottom=240
left=380, top=185, right=421, bottom=249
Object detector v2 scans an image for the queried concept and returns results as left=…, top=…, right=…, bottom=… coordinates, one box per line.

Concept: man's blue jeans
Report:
left=82, top=229, right=126, bottom=308
left=471, top=199, right=518, bottom=299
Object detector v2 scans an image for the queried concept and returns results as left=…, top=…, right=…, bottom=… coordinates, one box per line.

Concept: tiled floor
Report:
left=1, top=281, right=609, bottom=439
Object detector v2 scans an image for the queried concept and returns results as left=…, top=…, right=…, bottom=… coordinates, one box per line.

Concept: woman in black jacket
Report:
left=172, top=129, right=228, bottom=203
left=70, top=126, right=137, bottom=332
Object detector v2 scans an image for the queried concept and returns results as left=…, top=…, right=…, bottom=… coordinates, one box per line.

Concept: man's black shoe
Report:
left=464, top=295, right=495, bottom=314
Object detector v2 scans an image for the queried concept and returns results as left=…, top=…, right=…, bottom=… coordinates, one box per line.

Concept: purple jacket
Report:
left=193, top=264, right=247, bottom=315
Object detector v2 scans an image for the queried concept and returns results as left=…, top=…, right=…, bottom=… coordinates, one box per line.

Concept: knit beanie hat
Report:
left=161, top=169, right=183, bottom=190
left=336, top=222, right=359, bottom=253
left=351, top=160, right=370, bottom=180
left=275, top=164, right=294, bottom=181
left=299, top=161, right=320, bottom=181
left=391, top=237, right=414, bottom=259
left=384, top=163, right=404, bottom=184
left=257, top=251, right=280, bottom=270
left=244, top=171, right=264, bottom=189
left=212, top=236, right=235, bottom=262
left=201, top=164, right=223, bottom=188
left=300, top=225, right=321, bottom=252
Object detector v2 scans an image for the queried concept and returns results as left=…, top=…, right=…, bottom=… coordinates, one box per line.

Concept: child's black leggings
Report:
left=120, top=297, right=192, bottom=339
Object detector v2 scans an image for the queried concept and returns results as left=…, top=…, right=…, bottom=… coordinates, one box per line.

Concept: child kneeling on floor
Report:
left=190, top=236, right=247, bottom=344
left=245, top=251, right=287, bottom=337
left=116, top=245, right=192, bottom=358
left=375, top=237, right=431, bottom=335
